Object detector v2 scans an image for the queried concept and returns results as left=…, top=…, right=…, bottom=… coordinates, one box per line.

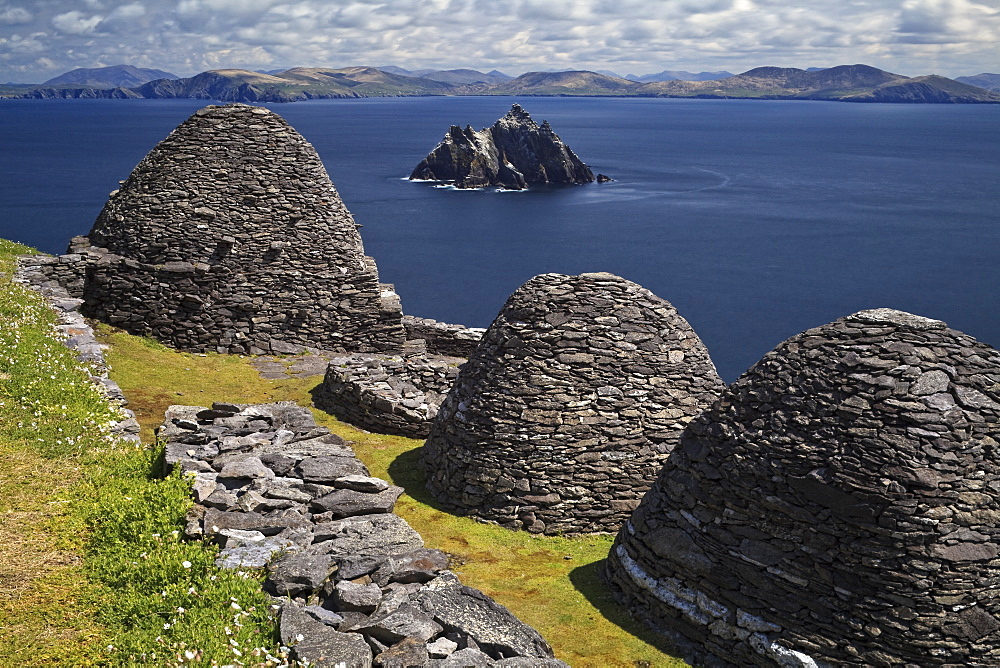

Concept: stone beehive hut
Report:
left=420, top=272, right=724, bottom=535
left=605, top=308, right=1000, bottom=666
left=75, top=103, right=404, bottom=355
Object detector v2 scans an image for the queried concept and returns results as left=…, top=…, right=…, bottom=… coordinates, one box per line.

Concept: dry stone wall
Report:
left=64, top=103, right=404, bottom=355
left=402, top=316, right=485, bottom=358
left=313, top=352, right=463, bottom=438
left=421, top=272, right=724, bottom=535
left=605, top=308, right=1000, bottom=666
left=162, top=401, right=567, bottom=667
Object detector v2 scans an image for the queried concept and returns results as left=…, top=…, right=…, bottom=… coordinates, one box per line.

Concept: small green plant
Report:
left=77, top=448, right=284, bottom=665
left=0, top=240, right=286, bottom=665
left=0, top=242, right=123, bottom=459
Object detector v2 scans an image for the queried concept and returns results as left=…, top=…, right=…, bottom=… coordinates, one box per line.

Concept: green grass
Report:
left=78, top=449, right=283, bottom=666
left=2, top=237, right=685, bottom=666
left=0, top=241, right=285, bottom=666
left=99, top=326, right=685, bottom=667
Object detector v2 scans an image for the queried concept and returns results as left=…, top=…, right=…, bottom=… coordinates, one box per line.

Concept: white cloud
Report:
left=0, top=6, right=31, bottom=25
left=109, top=3, right=146, bottom=20
left=52, top=10, right=103, bottom=34
left=0, top=0, right=997, bottom=83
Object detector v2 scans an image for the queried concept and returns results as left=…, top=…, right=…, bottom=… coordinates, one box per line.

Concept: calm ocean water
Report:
left=1, top=97, right=998, bottom=380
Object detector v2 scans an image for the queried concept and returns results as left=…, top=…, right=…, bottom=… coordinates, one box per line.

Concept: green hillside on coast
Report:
left=4, top=62, right=998, bottom=104
left=0, top=239, right=680, bottom=667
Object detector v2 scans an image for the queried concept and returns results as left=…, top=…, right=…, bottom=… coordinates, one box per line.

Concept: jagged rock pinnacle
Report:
left=409, top=104, right=597, bottom=189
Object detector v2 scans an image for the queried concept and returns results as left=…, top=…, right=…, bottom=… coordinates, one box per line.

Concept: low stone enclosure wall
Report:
left=402, top=316, right=485, bottom=358
left=162, top=401, right=566, bottom=667
left=604, top=309, right=1000, bottom=666
left=313, top=352, right=465, bottom=438
left=420, top=272, right=725, bottom=536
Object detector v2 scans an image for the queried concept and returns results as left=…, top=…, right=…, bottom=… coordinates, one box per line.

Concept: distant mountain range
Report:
left=42, top=64, right=179, bottom=88
left=625, top=70, right=734, bottom=82
left=955, top=73, right=1000, bottom=92
left=3, top=63, right=998, bottom=104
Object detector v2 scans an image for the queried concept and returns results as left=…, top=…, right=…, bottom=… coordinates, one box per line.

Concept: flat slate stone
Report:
left=357, top=602, right=444, bottom=645
left=311, top=486, right=405, bottom=518
left=281, top=603, right=373, bottom=667
left=298, top=455, right=369, bottom=482
left=268, top=553, right=336, bottom=597
left=414, top=573, right=556, bottom=658
left=309, top=514, right=424, bottom=557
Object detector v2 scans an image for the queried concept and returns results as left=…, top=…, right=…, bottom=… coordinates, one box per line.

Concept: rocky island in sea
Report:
left=408, top=104, right=597, bottom=190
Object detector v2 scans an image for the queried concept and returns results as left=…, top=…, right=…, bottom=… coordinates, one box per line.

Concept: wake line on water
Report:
left=569, top=168, right=734, bottom=205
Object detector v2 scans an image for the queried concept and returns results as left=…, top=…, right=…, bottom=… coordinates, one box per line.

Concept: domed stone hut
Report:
left=74, top=103, right=404, bottom=355
left=420, top=272, right=724, bottom=535
left=605, top=308, right=1000, bottom=666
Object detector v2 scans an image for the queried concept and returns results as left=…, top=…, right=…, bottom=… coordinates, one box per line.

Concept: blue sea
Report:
left=2, top=97, right=998, bottom=381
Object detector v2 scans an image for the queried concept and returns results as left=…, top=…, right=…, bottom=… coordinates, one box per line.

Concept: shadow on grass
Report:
left=569, top=558, right=681, bottom=660
left=386, top=444, right=464, bottom=516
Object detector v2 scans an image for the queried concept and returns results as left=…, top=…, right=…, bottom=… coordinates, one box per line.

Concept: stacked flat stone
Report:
left=71, top=103, right=404, bottom=355
left=313, top=352, right=464, bottom=438
left=162, top=401, right=566, bottom=667
left=402, top=315, right=485, bottom=358
left=605, top=308, right=1000, bottom=666
left=421, top=272, right=724, bottom=535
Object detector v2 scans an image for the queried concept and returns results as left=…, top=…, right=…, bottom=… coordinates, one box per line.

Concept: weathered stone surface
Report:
left=376, top=636, right=431, bottom=667
left=314, top=352, right=463, bottom=438
left=426, top=636, right=459, bottom=658
left=421, top=272, right=724, bottom=534
left=333, top=581, right=383, bottom=613
left=268, top=553, right=336, bottom=597
left=311, top=486, right=405, bottom=517
left=218, top=456, right=274, bottom=480
left=387, top=549, right=450, bottom=584
left=335, top=475, right=391, bottom=493
left=430, top=647, right=497, bottom=666
left=56, top=103, right=404, bottom=355
left=410, top=104, right=595, bottom=190
left=358, top=602, right=444, bottom=644
left=215, top=534, right=295, bottom=569
left=606, top=308, right=1000, bottom=666
left=157, top=401, right=565, bottom=666
left=311, top=514, right=424, bottom=557
left=281, top=602, right=374, bottom=667
left=414, top=573, right=556, bottom=659
left=298, top=454, right=369, bottom=482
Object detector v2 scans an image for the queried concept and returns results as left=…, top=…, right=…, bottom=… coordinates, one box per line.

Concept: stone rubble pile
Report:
left=606, top=308, right=1000, bottom=666
left=16, top=254, right=140, bottom=443
left=160, top=401, right=566, bottom=667
left=33, top=103, right=405, bottom=355
left=313, top=353, right=464, bottom=438
left=421, top=272, right=724, bottom=535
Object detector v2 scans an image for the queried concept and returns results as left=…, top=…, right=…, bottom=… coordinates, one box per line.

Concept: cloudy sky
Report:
left=1, top=0, right=997, bottom=83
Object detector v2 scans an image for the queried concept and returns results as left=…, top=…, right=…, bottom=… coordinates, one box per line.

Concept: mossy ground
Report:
left=1, top=236, right=684, bottom=666
left=101, top=327, right=684, bottom=667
